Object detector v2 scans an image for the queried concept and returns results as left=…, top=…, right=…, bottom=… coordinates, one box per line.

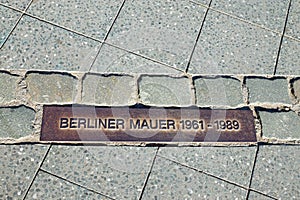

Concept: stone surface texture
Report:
left=82, top=74, right=136, bottom=105
left=0, top=145, right=48, bottom=199
left=107, top=0, right=207, bottom=70
left=247, top=77, right=290, bottom=104
left=159, top=146, right=256, bottom=186
left=0, top=72, right=19, bottom=103
left=41, top=146, right=157, bottom=199
left=194, top=77, right=243, bottom=106
left=27, top=171, right=109, bottom=199
left=251, top=145, right=300, bottom=199
left=189, top=10, right=280, bottom=75
left=0, top=5, right=20, bottom=46
left=293, top=78, right=300, bottom=101
left=143, top=157, right=247, bottom=199
left=0, top=16, right=100, bottom=71
left=0, top=106, right=35, bottom=138
left=259, top=110, right=300, bottom=139
left=139, top=76, right=192, bottom=105
left=26, top=73, right=77, bottom=103
left=92, top=44, right=181, bottom=74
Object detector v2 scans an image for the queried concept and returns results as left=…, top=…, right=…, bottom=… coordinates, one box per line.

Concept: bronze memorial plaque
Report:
left=41, top=105, right=257, bottom=143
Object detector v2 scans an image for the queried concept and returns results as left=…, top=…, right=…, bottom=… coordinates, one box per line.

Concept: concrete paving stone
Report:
left=190, top=0, right=211, bottom=6
left=106, top=0, right=207, bottom=70
left=194, top=77, right=243, bottom=106
left=0, top=145, right=49, bottom=199
left=251, top=145, right=300, bottom=199
left=0, top=106, right=35, bottom=138
left=0, top=15, right=100, bottom=71
left=26, top=72, right=77, bottom=103
left=259, top=110, right=300, bottom=139
left=42, top=146, right=157, bottom=199
left=277, top=37, right=300, bottom=75
left=139, top=76, right=192, bottom=105
left=189, top=10, right=280, bottom=75
left=0, top=72, right=18, bottom=103
left=158, top=146, right=256, bottom=186
left=0, top=6, right=21, bottom=46
left=211, top=0, right=290, bottom=32
left=293, top=78, right=300, bottom=101
left=285, top=0, right=300, bottom=40
left=247, top=77, right=290, bottom=104
left=142, top=156, right=247, bottom=199
left=0, top=0, right=30, bottom=10
left=27, top=0, right=123, bottom=40
left=26, top=171, right=109, bottom=200
left=247, top=191, right=274, bottom=200
left=92, top=44, right=182, bottom=74
left=82, top=74, right=136, bottom=105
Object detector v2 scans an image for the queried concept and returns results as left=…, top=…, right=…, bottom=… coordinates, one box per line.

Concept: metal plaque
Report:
left=41, top=105, right=257, bottom=143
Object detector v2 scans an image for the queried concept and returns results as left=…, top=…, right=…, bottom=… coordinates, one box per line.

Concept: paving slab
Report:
left=0, top=15, right=100, bottom=71
left=26, top=171, right=110, bottom=200
left=0, top=106, right=35, bottom=138
left=251, top=145, right=300, bottom=199
left=259, top=110, right=300, bottom=139
left=0, top=0, right=30, bottom=10
left=211, top=0, right=290, bottom=32
left=277, top=37, right=300, bottom=75
left=0, top=6, right=21, bottom=46
left=247, top=191, right=274, bottom=200
left=82, top=74, right=136, bottom=105
left=285, top=0, right=300, bottom=40
left=91, top=44, right=181, bottom=74
left=189, top=10, right=280, bottom=75
left=142, top=156, right=247, bottom=199
left=41, top=146, right=157, bottom=199
left=0, top=71, right=19, bottom=103
left=0, top=145, right=48, bottom=199
left=194, top=77, right=243, bottom=106
left=158, top=146, right=256, bottom=186
left=246, top=77, right=290, bottom=104
left=139, top=76, right=192, bottom=106
left=26, top=72, right=77, bottom=103
left=190, top=0, right=211, bottom=6
left=106, top=0, right=207, bottom=70
left=27, top=0, right=123, bottom=40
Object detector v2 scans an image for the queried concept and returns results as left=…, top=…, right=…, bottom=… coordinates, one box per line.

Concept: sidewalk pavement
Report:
left=0, top=0, right=299, bottom=199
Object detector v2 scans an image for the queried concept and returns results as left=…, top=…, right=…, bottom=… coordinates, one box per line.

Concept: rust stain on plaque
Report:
left=41, top=105, right=257, bottom=143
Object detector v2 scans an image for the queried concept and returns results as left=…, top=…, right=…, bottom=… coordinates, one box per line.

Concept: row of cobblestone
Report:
left=0, top=70, right=299, bottom=144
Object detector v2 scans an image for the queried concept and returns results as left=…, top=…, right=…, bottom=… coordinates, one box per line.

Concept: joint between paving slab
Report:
left=158, top=154, right=251, bottom=191
left=0, top=0, right=34, bottom=50
left=274, top=0, right=293, bottom=75
left=185, top=0, right=212, bottom=73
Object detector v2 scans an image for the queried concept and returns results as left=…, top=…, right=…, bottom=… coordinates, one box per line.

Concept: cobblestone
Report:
left=247, top=77, right=290, bottom=104
left=0, top=106, right=35, bottom=138
left=194, top=77, right=243, bottom=107
left=26, top=72, right=77, bottom=103
left=82, top=74, right=136, bottom=105
left=259, top=110, right=300, bottom=139
left=292, top=78, right=300, bottom=102
left=139, top=75, right=192, bottom=106
left=0, top=72, right=19, bottom=104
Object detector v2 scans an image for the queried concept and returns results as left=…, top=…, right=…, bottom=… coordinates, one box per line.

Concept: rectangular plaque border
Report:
left=41, top=104, right=257, bottom=144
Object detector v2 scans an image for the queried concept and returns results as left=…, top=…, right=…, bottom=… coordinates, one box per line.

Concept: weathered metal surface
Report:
left=41, top=105, right=257, bottom=143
